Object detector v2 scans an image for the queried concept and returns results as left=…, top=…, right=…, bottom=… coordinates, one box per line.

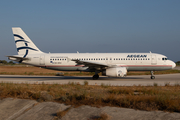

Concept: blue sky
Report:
left=0, top=0, right=180, bottom=62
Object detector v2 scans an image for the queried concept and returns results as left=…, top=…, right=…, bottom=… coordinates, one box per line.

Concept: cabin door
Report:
left=151, top=55, right=157, bottom=65
left=40, top=55, right=45, bottom=65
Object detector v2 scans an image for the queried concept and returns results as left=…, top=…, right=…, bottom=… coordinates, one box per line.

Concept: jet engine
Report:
left=102, top=67, right=127, bottom=77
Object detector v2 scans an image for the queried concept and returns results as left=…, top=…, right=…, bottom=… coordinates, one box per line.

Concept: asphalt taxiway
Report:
left=175, top=66, right=180, bottom=70
left=0, top=73, right=180, bottom=86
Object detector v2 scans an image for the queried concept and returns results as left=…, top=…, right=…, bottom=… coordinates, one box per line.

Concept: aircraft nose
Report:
left=172, top=61, right=176, bottom=69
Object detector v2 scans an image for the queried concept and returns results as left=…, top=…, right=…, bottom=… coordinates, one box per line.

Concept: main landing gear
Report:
left=92, top=74, right=99, bottom=80
left=150, top=71, right=155, bottom=79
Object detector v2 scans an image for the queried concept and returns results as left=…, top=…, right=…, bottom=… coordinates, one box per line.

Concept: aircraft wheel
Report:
left=150, top=71, right=155, bottom=79
left=151, top=76, right=155, bottom=79
left=93, top=74, right=99, bottom=80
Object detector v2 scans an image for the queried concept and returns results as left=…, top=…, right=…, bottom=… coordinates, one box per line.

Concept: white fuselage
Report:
left=22, top=53, right=176, bottom=72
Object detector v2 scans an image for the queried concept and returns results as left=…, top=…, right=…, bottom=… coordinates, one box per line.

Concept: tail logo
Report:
left=14, top=34, right=38, bottom=58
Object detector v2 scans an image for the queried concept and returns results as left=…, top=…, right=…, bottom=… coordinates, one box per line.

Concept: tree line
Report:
left=177, top=61, right=180, bottom=65
left=0, top=60, right=15, bottom=65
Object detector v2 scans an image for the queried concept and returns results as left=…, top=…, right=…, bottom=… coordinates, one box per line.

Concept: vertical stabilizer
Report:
left=12, top=27, right=43, bottom=57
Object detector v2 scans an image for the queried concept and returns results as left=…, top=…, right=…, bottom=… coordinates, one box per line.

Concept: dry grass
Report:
left=0, top=65, right=94, bottom=76
left=0, top=82, right=180, bottom=112
left=0, top=65, right=58, bottom=75
left=127, top=69, right=180, bottom=75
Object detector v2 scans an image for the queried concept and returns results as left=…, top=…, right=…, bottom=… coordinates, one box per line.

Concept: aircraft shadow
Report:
left=0, top=75, right=144, bottom=81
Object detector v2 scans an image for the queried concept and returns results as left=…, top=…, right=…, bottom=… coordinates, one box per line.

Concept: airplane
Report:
left=7, top=27, right=176, bottom=80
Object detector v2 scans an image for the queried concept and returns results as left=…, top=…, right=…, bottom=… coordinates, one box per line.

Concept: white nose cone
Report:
left=172, top=62, right=176, bottom=69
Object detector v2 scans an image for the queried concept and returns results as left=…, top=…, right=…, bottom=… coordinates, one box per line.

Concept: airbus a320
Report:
left=7, top=27, right=176, bottom=80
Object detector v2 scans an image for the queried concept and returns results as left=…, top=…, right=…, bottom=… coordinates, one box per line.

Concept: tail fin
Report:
left=12, top=27, right=43, bottom=57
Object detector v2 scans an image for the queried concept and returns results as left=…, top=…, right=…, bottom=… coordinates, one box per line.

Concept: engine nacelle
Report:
left=102, top=67, right=127, bottom=77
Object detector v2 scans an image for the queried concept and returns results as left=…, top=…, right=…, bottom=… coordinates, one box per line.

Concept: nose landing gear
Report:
left=150, top=71, right=155, bottom=79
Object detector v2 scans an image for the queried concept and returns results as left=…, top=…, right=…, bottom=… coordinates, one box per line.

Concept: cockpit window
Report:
left=162, top=58, right=168, bottom=60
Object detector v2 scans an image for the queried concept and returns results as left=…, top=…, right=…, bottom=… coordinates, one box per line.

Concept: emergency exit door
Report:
left=40, top=55, right=45, bottom=65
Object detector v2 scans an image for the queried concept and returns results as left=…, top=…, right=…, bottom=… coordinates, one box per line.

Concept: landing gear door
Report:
left=151, top=55, right=157, bottom=65
left=40, top=55, right=45, bottom=65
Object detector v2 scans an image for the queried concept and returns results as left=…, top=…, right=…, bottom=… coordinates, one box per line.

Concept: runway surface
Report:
left=175, top=66, right=180, bottom=70
left=0, top=73, right=180, bottom=86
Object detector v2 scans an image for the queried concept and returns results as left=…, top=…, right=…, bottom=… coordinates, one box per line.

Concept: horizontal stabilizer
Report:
left=7, top=56, right=29, bottom=62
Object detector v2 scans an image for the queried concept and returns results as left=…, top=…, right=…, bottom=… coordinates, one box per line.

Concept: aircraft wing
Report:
left=71, top=59, right=109, bottom=69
